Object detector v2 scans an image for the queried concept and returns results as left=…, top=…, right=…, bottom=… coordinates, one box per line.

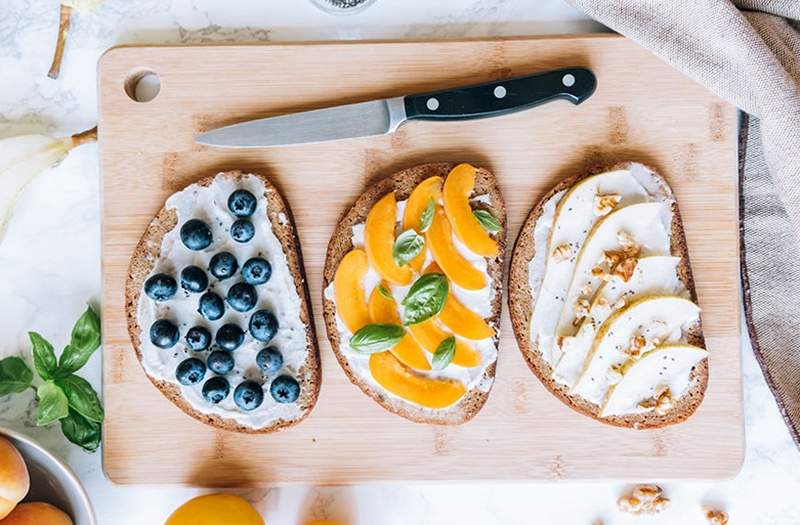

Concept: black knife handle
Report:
left=403, top=67, right=596, bottom=122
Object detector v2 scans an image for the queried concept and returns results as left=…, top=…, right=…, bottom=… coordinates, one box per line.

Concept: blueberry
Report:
left=228, top=190, right=257, bottom=218
left=180, top=265, right=208, bottom=293
left=209, top=252, right=238, bottom=280
left=176, top=357, right=206, bottom=386
left=185, top=326, right=211, bottom=351
left=144, top=273, right=177, bottom=302
left=256, top=347, right=283, bottom=375
left=150, top=319, right=179, bottom=349
left=227, top=282, right=257, bottom=312
left=202, top=376, right=230, bottom=404
left=249, top=310, right=278, bottom=343
left=180, top=219, right=213, bottom=251
left=216, top=323, right=245, bottom=352
left=242, top=257, right=272, bottom=285
left=270, top=375, right=300, bottom=404
left=230, top=219, right=255, bottom=243
left=233, top=380, right=264, bottom=411
left=198, top=291, right=225, bottom=321
left=207, top=350, right=235, bottom=375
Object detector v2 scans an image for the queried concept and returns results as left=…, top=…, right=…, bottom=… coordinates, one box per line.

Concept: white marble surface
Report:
left=0, top=0, right=798, bottom=524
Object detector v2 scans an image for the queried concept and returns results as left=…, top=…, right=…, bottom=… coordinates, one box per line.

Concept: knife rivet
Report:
left=426, top=97, right=440, bottom=111
left=562, top=74, right=576, bottom=87
left=493, top=86, right=507, bottom=99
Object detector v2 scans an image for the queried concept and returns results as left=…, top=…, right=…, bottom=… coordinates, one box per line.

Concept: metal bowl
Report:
left=0, top=428, right=96, bottom=525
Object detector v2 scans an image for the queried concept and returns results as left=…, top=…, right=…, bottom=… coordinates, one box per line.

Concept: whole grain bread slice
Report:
left=508, top=162, right=708, bottom=429
left=126, top=170, right=320, bottom=434
left=322, top=162, right=506, bottom=425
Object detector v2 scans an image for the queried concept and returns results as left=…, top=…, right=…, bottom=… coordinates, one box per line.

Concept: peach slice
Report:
left=365, top=192, right=413, bottom=285
left=369, top=351, right=465, bottom=409
left=443, top=163, right=499, bottom=257
left=402, top=176, right=443, bottom=272
left=424, top=263, right=494, bottom=340
left=367, top=283, right=431, bottom=371
left=426, top=205, right=486, bottom=290
left=334, top=249, right=371, bottom=333
left=408, top=319, right=482, bottom=368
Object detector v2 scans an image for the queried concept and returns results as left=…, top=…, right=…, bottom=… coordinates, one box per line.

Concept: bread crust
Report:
left=125, top=170, right=320, bottom=434
left=508, top=162, right=708, bottom=429
left=322, top=163, right=506, bottom=425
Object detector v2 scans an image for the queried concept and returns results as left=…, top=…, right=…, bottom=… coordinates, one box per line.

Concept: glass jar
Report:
left=309, top=0, right=378, bottom=15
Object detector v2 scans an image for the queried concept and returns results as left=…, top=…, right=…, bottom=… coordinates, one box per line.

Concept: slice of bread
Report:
left=508, top=162, right=708, bottom=429
left=126, top=170, right=320, bottom=434
left=322, top=163, right=506, bottom=425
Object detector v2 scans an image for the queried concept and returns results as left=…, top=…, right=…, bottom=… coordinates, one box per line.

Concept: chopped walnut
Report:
left=607, top=363, right=623, bottom=385
left=579, top=283, right=593, bottom=296
left=655, top=389, right=673, bottom=415
left=591, top=266, right=608, bottom=280
left=594, top=193, right=621, bottom=216
left=552, top=243, right=573, bottom=263
left=611, top=297, right=626, bottom=310
left=618, top=485, right=670, bottom=515
left=573, top=298, right=591, bottom=323
left=705, top=509, right=729, bottom=525
left=601, top=250, right=622, bottom=266
left=625, top=335, right=647, bottom=359
left=611, top=256, right=638, bottom=282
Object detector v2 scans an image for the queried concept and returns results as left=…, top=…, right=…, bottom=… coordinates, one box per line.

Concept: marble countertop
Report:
left=1, top=0, right=798, bottom=524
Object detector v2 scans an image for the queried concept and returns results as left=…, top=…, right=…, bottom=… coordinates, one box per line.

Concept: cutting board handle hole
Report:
left=124, top=68, right=160, bottom=103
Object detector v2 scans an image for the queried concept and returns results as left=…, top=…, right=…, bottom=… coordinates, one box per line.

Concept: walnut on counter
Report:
left=617, top=485, right=670, bottom=515
left=705, top=509, right=729, bottom=525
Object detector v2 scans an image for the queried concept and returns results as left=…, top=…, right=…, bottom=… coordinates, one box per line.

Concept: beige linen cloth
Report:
left=568, top=0, right=800, bottom=446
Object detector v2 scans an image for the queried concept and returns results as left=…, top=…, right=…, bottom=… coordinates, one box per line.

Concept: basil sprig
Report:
left=419, top=198, right=435, bottom=233
left=473, top=209, right=501, bottom=233
left=392, top=229, right=425, bottom=267
left=432, top=336, right=456, bottom=370
left=349, top=324, right=406, bottom=354
left=376, top=283, right=394, bottom=301
left=401, top=273, right=448, bottom=326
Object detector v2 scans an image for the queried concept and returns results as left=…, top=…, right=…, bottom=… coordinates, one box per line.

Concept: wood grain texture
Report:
left=98, top=35, right=743, bottom=485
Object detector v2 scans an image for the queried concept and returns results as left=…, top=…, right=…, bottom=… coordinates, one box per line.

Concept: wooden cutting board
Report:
left=98, top=35, right=743, bottom=485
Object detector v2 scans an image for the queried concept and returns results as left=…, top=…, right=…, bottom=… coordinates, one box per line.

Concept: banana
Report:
left=0, top=127, right=96, bottom=239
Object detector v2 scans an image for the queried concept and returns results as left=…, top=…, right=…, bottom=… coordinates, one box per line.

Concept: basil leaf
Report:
left=0, top=357, right=33, bottom=396
left=473, top=209, right=501, bottom=233
left=392, top=229, right=425, bottom=267
left=349, top=324, right=406, bottom=354
left=36, top=381, right=69, bottom=426
left=56, top=374, right=104, bottom=423
left=58, top=306, right=101, bottom=375
left=376, top=284, right=394, bottom=301
left=401, top=273, right=448, bottom=325
left=29, top=332, right=57, bottom=381
left=419, top=198, right=435, bottom=233
left=60, top=408, right=101, bottom=453
left=432, top=336, right=456, bottom=370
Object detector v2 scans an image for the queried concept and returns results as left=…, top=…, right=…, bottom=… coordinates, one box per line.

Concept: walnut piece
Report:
left=618, top=485, right=670, bottom=515
left=611, top=256, right=638, bottom=282
left=638, top=387, right=673, bottom=415
left=705, top=509, right=729, bottom=525
left=552, top=243, right=573, bottom=263
left=573, top=298, right=591, bottom=323
left=579, top=283, right=593, bottom=296
left=594, top=193, right=621, bottom=216
left=625, top=335, right=647, bottom=359
left=612, top=297, right=626, bottom=310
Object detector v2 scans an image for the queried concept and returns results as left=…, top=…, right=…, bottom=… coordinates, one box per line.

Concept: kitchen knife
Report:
left=196, top=67, right=597, bottom=148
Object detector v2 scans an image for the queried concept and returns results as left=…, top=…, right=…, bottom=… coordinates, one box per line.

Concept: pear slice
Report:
left=552, top=256, right=685, bottom=387
left=571, top=295, right=701, bottom=404
left=600, top=344, right=708, bottom=417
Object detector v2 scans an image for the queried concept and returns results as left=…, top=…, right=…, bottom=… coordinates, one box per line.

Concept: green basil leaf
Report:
left=0, top=357, right=33, bottom=396
left=401, top=273, right=448, bottom=325
left=56, top=374, right=104, bottom=423
left=29, top=332, right=57, bottom=381
left=349, top=324, right=406, bottom=354
left=473, top=209, right=501, bottom=233
left=432, top=336, right=456, bottom=370
left=60, top=408, right=101, bottom=453
left=376, top=284, right=394, bottom=301
left=58, top=306, right=101, bottom=375
left=392, top=229, right=425, bottom=267
left=419, top=197, right=435, bottom=233
left=36, top=381, right=69, bottom=426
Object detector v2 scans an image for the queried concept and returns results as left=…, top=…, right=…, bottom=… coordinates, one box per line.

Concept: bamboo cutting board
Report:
left=99, top=35, right=743, bottom=485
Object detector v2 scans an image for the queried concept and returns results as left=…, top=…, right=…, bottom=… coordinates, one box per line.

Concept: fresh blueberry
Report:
left=230, top=219, right=255, bottom=243
left=185, top=326, right=211, bottom=351
left=180, top=219, right=213, bottom=251
left=207, top=350, right=234, bottom=375
left=202, top=376, right=230, bottom=404
left=198, top=291, right=225, bottom=321
left=144, top=273, right=177, bottom=302
left=216, top=323, right=245, bottom=352
left=227, top=282, right=257, bottom=312
left=149, top=319, right=179, bottom=349
left=233, top=380, right=264, bottom=411
left=249, top=310, right=278, bottom=343
left=180, top=265, right=208, bottom=293
left=175, top=357, right=206, bottom=386
left=270, top=375, right=300, bottom=404
left=242, top=257, right=272, bottom=285
left=209, top=252, right=238, bottom=280
left=256, top=347, right=283, bottom=375
left=228, top=190, right=257, bottom=218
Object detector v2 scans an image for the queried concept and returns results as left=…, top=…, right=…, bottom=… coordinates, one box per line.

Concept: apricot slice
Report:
left=402, top=176, right=443, bottom=272
left=369, top=351, right=466, bottom=409
left=443, top=163, right=499, bottom=257
left=365, top=192, right=413, bottom=285
left=367, top=284, right=431, bottom=371
left=408, top=319, right=482, bottom=368
left=334, top=249, right=370, bottom=333
left=423, top=262, right=494, bottom=340
left=368, top=282, right=400, bottom=324
left=426, top=205, right=486, bottom=290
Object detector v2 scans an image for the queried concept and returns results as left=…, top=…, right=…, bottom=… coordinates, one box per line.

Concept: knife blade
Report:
left=196, top=67, right=597, bottom=148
